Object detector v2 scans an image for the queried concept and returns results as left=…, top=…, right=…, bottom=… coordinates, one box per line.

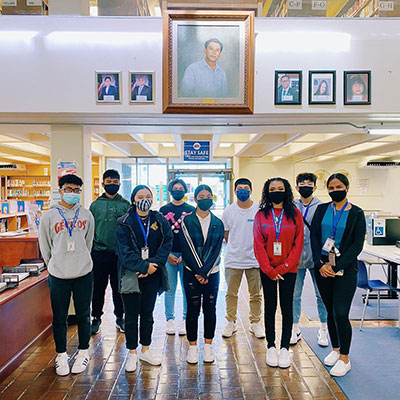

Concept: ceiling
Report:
left=0, top=122, right=400, bottom=166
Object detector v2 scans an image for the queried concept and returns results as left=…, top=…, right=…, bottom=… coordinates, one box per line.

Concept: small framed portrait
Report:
left=96, top=71, right=121, bottom=104
left=274, top=71, right=302, bottom=105
left=344, top=71, right=371, bottom=105
left=130, top=72, right=154, bottom=103
left=163, top=10, right=255, bottom=114
left=309, top=71, right=336, bottom=105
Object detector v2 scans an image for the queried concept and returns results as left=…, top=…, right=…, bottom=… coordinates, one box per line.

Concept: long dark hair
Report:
left=259, top=178, right=297, bottom=223
left=327, top=173, right=349, bottom=188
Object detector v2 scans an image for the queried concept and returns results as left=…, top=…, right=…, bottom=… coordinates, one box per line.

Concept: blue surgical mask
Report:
left=236, top=189, right=250, bottom=202
left=63, top=193, right=80, bottom=205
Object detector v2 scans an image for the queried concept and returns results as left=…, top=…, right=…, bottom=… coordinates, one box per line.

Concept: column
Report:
left=50, top=125, right=92, bottom=209
left=48, top=0, right=90, bottom=16
left=97, top=0, right=138, bottom=16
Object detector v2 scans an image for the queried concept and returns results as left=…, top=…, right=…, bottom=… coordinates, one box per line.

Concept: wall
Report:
left=1, top=17, right=400, bottom=114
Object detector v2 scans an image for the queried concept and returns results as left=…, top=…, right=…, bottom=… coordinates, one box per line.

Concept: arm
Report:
left=253, top=212, right=278, bottom=280
left=310, top=205, right=324, bottom=269
left=222, top=208, right=230, bottom=244
left=224, top=231, right=229, bottom=243
left=38, top=213, right=52, bottom=265
left=148, top=216, right=173, bottom=267
left=116, top=223, right=149, bottom=274
left=85, top=212, right=95, bottom=252
left=276, top=212, right=304, bottom=275
left=334, top=209, right=366, bottom=272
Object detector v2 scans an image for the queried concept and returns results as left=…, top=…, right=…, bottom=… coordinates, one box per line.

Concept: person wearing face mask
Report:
left=116, top=185, right=172, bottom=373
left=311, top=173, right=365, bottom=377
left=160, top=179, right=195, bottom=336
left=179, top=185, right=224, bottom=364
left=291, top=173, right=327, bottom=347
left=89, top=169, right=130, bottom=335
left=222, top=178, right=264, bottom=339
left=39, top=174, right=95, bottom=376
left=253, top=178, right=304, bottom=369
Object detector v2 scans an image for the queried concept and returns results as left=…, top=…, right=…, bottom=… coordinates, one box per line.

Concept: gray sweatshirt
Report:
left=295, top=197, right=322, bottom=269
left=39, top=202, right=94, bottom=279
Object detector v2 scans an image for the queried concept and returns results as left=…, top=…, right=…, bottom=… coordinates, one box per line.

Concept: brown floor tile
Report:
left=41, top=391, right=68, bottom=400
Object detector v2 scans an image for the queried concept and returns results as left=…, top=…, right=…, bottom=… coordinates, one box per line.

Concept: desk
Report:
left=0, top=233, right=40, bottom=267
left=360, top=244, right=400, bottom=299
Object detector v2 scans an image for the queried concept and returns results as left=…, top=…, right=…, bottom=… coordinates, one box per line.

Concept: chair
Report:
left=357, top=260, right=399, bottom=331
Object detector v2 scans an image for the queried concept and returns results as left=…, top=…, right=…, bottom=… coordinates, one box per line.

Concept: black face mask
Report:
left=171, top=190, right=185, bottom=201
left=329, top=190, right=347, bottom=203
left=197, top=198, right=213, bottom=211
left=104, top=184, right=119, bottom=195
left=269, top=191, right=285, bottom=205
left=299, top=186, right=314, bottom=199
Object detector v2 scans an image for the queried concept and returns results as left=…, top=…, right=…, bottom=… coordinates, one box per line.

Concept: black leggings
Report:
left=315, top=270, right=357, bottom=355
left=260, top=270, right=297, bottom=350
left=183, top=269, right=219, bottom=343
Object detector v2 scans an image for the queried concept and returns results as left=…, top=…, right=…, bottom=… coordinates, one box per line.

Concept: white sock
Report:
left=320, top=322, right=328, bottom=330
left=293, top=323, right=300, bottom=332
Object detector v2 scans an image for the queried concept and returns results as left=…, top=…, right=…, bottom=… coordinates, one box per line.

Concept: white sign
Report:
left=357, top=179, right=369, bottom=187
left=379, top=1, right=394, bottom=11
left=3, top=0, right=17, bottom=6
left=287, top=0, right=303, bottom=10
left=27, top=0, right=42, bottom=6
left=373, top=219, right=386, bottom=238
left=312, top=0, right=326, bottom=10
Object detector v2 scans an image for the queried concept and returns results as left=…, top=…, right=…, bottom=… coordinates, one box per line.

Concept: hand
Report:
left=147, top=263, right=158, bottom=275
left=320, top=263, right=336, bottom=278
left=137, top=273, right=148, bottom=278
left=272, top=274, right=284, bottom=281
left=168, top=254, right=179, bottom=265
left=195, top=274, right=208, bottom=284
left=177, top=256, right=182, bottom=264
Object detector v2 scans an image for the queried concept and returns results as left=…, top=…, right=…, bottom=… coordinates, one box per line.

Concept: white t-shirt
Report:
left=222, top=201, right=259, bottom=269
left=197, top=213, right=211, bottom=244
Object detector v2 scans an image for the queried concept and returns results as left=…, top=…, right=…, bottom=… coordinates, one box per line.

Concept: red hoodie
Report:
left=253, top=208, right=304, bottom=279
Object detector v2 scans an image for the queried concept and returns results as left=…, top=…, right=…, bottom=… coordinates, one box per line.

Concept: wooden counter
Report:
left=0, top=233, right=40, bottom=267
left=0, top=271, right=52, bottom=382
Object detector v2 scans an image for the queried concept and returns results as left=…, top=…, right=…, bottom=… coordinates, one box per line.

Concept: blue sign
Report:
left=183, top=141, right=210, bottom=162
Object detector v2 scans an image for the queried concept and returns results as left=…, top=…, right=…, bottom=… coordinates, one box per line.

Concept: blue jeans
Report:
left=293, top=268, right=327, bottom=324
left=164, top=252, right=187, bottom=321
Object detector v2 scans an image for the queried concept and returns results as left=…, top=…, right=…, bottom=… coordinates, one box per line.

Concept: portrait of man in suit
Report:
left=96, top=72, right=121, bottom=103
left=131, top=74, right=153, bottom=102
left=275, top=71, right=302, bottom=105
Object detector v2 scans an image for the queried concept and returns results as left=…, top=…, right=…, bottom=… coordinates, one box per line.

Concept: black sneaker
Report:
left=116, top=318, right=125, bottom=333
left=91, top=318, right=101, bottom=335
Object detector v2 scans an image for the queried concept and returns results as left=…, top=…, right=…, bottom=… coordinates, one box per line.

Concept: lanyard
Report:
left=57, top=208, right=80, bottom=237
left=136, top=212, right=150, bottom=246
left=271, top=209, right=284, bottom=241
left=331, top=202, right=348, bottom=239
left=301, top=200, right=312, bottom=220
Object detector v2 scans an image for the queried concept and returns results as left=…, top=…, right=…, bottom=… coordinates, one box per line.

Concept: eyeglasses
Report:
left=62, top=187, right=82, bottom=194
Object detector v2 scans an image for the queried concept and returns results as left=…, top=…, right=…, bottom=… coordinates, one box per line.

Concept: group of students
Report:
left=38, top=168, right=365, bottom=379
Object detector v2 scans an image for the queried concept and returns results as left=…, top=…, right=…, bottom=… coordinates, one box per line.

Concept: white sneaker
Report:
left=290, top=327, right=302, bottom=345
left=324, top=350, right=340, bottom=366
left=178, top=320, right=187, bottom=336
left=222, top=321, right=237, bottom=338
left=278, top=348, right=292, bottom=369
left=266, top=347, right=278, bottom=367
left=203, top=344, right=215, bottom=363
left=71, top=349, right=90, bottom=374
left=166, top=319, right=175, bottom=335
left=125, top=352, right=137, bottom=373
left=186, top=345, right=199, bottom=364
left=249, top=322, right=265, bottom=339
left=330, top=360, right=351, bottom=377
left=139, top=349, right=162, bottom=366
left=55, top=352, right=69, bottom=376
left=318, top=328, right=329, bottom=347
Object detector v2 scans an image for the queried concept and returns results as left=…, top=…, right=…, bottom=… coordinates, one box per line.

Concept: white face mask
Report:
left=136, top=198, right=152, bottom=212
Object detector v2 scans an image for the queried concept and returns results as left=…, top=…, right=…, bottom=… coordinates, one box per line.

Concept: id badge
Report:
left=67, top=241, right=75, bottom=252
left=141, top=246, right=149, bottom=260
left=322, top=238, right=335, bottom=253
left=273, top=242, right=282, bottom=256
left=328, top=252, right=336, bottom=267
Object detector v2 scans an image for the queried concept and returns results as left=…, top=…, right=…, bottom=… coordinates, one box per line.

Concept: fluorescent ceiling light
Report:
left=368, top=129, right=400, bottom=135
left=0, top=31, right=39, bottom=43
left=162, top=143, right=175, bottom=147
left=219, top=143, right=232, bottom=148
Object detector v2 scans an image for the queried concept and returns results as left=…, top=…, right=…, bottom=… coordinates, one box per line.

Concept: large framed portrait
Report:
left=344, top=71, right=371, bottom=105
left=274, top=71, right=302, bottom=105
left=309, top=71, right=336, bottom=105
left=163, top=10, right=255, bottom=114
left=129, top=72, right=154, bottom=104
left=96, top=71, right=121, bottom=104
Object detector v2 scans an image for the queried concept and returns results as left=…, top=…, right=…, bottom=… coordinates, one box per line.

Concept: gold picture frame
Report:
left=163, top=10, right=254, bottom=114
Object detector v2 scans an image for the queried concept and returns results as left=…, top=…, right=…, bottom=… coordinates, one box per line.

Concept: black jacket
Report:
left=310, top=202, right=366, bottom=274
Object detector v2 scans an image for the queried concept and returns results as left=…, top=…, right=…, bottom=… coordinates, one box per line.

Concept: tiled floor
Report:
left=0, top=273, right=396, bottom=400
